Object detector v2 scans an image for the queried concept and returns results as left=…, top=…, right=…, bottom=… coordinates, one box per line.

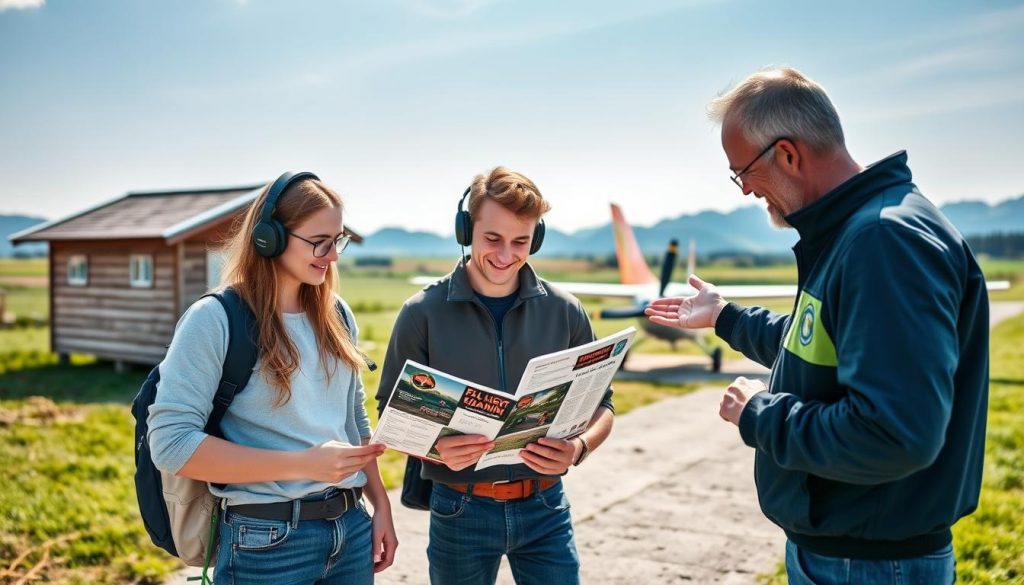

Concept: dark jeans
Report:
left=214, top=493, right=373, bottom=585
left=785, top=540, right=956, bottom=585
left=428, top=481, right=580, bottom=585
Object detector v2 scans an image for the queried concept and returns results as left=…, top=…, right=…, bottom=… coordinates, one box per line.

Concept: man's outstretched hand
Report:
left=644, top=274, right=728, bottom=330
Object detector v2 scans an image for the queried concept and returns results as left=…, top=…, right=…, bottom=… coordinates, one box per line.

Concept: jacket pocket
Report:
left=754, top=455, right=814, bottom=533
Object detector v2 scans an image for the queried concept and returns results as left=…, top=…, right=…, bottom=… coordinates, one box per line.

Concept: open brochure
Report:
left=370, top=327, right=636, bottom=470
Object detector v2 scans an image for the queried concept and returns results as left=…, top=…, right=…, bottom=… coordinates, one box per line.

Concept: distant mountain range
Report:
left=0, top=215, right=48, bottom=258
left=2, top=195, right=1022, bottom=258
left=350, top=195, right=1024, bottom=258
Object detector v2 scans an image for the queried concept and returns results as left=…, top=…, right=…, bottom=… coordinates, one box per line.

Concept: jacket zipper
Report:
left=770, top=246, right=807, bottom=390
left=494, top=297, right=524, bottom=393
left=496, top=338, right=507, bottom=392
left=471, top=297, right=515, bottom=481
left=471, top=297, right=511, bottom=392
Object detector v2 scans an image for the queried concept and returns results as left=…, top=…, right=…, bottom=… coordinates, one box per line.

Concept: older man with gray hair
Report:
left=646, top=67, right=989, bottom=584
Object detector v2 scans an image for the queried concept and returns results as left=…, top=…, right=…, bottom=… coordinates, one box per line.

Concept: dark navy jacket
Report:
left=716, top=152, right=989, bottom=559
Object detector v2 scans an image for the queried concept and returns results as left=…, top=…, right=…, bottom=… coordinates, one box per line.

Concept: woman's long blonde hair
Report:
left=219, top=178, right=362, bottom=405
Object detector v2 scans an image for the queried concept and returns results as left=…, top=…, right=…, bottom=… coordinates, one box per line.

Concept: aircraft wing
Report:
left=556, top=279, right=1008, bottom=301
left=549, top=281, right=659, bottom=299
left=409, top=276, right=441, bottom=286
left=709, top=284, right=798, bottom=298
left=555, top=280, right=797, bottom=300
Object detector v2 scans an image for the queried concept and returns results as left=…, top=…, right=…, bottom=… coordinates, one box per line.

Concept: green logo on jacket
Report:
left=784, top=292, right=837, bottom=367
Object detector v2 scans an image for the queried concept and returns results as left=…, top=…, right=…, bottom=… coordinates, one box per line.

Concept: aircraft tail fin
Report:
left=610, top=203, right=658, bottom=285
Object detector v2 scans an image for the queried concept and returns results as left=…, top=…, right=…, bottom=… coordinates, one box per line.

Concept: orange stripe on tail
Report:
left=610, top=203, right=658, bottom=285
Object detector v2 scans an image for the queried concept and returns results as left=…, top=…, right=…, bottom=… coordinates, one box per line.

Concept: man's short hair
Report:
left=708, top=67, right=845, bottom=153
left=468, top=166, right=551, bottom=220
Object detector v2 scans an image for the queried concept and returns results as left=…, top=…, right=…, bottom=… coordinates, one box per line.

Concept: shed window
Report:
left=67, top=255, right=88, bottom=286
left=130, top=254, right=154, bottom=288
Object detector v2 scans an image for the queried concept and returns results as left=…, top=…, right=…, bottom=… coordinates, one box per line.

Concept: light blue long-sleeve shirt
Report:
left=147, top=295, right=372, bottom=506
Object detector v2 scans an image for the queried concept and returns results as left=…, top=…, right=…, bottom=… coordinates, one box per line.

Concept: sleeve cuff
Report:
left=738, top=390, right=770, bottom=448
left=714, top=302, right=745, bottom=342
left=155, top=430, right=209, bottom=475
left=599, top=388, right=615, bottom=415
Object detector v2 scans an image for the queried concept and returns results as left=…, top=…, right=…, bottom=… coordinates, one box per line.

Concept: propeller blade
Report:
left=598, top=306, right=648, bottom=319
left=659, top=239, right=679, bottom=297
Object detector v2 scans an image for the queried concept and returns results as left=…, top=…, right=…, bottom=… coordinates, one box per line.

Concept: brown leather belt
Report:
left=228, top=488, right=362, bottom=522
left=446, top=478, right=559, bottom=501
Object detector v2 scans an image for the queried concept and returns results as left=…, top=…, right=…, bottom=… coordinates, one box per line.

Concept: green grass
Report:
left=951, top=314, right=1024, bottom=584
left=0, top=258, right=47, bottom=278
left=336, top=275, right=422, bottom=313
left=0, top=399, right=180, bottom=584
left=0, top=325, right=48, bottom=354
left=982, top=258, right=1024, bottom=301
left=759, top=313, right=1024, bottom=584
left=978, top=258, right=1024, bottom=281
left=604, top=380, right=699, bottom=414
left=1, top=285, right=49, bottom=322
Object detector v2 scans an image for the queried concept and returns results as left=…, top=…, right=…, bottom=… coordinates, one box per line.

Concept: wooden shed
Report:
left=10, top=184, right=363, bottom=368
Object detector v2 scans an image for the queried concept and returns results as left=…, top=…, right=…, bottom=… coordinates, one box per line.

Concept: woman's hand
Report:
left=300, top=441, right=385, bottom=483
left=370, top=502, right=398, bottom=573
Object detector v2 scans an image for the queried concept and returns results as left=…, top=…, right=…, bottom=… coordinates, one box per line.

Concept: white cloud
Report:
left=0, top=0, right=44, bottom=11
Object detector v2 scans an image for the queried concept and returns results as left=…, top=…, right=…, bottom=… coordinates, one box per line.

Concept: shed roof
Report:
left=10, top=184, right=363, bottom=245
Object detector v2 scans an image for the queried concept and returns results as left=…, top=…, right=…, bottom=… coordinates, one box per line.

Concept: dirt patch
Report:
left=0, top=396, right=85, bottom=426
left=0, top=276, right=48, bottom=287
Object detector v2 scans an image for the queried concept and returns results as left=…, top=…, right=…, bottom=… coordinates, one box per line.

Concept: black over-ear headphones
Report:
left=251, top=171, right=320, bottom=258
left=454, top=186, right=545, bottom=255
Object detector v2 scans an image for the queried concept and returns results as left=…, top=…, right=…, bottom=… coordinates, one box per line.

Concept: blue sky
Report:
left=1, top=0, right=1022, bottom=236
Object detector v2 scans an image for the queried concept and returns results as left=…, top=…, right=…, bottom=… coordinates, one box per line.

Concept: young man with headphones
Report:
left=377, top=166, right=614, bottom=585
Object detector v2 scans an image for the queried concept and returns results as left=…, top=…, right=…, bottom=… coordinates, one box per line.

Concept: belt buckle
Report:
left=322, top=492, right=350, bottom=521
left=489, top=479, right=516, bottom=502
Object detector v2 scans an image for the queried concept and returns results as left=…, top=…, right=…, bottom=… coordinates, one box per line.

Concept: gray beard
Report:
left=765, top=168, right=800, bottom=229
left=767, top=205, right=792, bottom=229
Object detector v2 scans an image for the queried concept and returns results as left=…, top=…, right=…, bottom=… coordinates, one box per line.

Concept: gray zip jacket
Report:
left=376, top=260, right=614, bottom=484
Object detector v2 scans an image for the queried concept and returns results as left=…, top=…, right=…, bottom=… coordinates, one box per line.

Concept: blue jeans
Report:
left=785, top=540, right=956, bottom=585
left=428, top=481, right=580, bottom=585
left=214, top=492, right=373, bottom=585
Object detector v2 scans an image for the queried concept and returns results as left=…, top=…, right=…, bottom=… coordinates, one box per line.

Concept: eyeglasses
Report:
left=287, top=232, right=352, bottom=258
left=730, top=137, right=790, bottom=190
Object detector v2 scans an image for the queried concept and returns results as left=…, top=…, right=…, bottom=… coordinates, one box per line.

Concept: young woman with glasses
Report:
left=148, top=173, right=397, bottom=584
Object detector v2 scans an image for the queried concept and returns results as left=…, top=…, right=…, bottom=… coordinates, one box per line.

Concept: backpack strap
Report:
left=203, top=287, right=259, bottom=438
left=196, top=292, right=373, bottom=441
left=335, top=298, right=377, bottom=372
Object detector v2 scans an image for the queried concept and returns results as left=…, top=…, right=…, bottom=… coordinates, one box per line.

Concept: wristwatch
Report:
left=572, top=435, right=591, bottom=466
